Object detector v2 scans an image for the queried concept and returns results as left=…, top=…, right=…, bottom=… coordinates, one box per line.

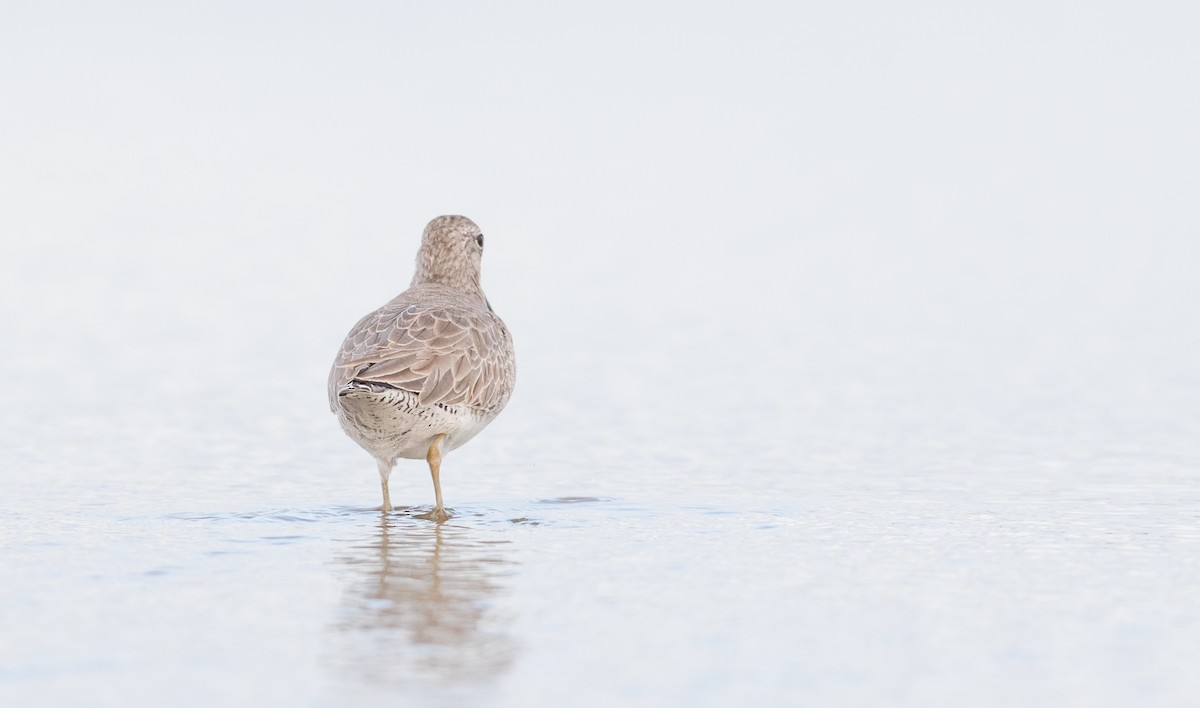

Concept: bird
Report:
left=328, top=215, right=516, bottom=522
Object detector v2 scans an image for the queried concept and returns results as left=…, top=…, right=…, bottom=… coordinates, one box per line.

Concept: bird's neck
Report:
left=410, top=271, right=486, bottom=302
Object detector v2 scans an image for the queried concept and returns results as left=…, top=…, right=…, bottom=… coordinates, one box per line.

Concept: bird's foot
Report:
left=417, top=506, right=451, bottom=523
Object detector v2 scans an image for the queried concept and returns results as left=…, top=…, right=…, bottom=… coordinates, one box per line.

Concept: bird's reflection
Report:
left=328, top=515, right=518, bottom=689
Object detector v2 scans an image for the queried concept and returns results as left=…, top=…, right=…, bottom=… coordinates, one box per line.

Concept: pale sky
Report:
left=2, top=1, right=1197, bottom=379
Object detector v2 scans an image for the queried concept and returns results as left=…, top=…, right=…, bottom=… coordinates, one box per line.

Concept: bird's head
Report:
left=411, top=215, right=486, bottom=295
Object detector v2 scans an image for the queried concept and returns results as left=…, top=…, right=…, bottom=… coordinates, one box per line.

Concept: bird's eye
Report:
left=475, top=234, right=484, bottom=248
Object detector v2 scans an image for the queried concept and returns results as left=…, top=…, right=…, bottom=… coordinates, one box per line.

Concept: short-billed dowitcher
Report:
left=328, top=215, right=516, bottom=521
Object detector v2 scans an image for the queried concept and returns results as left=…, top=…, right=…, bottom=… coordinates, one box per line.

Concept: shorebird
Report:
left=328, top=215, right=516, bottom=522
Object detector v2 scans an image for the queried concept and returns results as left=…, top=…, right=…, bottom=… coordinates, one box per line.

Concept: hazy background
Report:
left=4, top=0, right=1197, bottom=472
left=2, top=1, right=1199, bottom=706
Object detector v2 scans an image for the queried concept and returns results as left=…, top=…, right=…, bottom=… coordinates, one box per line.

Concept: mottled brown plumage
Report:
left=328, top=215, right=515, bottom=521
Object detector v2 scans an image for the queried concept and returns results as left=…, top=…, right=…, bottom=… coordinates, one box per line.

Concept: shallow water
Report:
left=3, top=234, right=1199, bottom=706
left=3, top=216, right=1200, bottom=708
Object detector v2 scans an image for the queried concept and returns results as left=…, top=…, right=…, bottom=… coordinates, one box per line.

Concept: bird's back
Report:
left=328, top=284, right=515, bottom=416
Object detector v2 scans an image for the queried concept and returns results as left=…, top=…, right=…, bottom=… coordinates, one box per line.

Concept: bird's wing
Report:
left=331, top=303, right=513, bottom=409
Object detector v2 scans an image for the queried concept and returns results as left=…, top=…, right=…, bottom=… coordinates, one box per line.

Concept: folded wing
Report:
left=330, top=302, right=513, bottom=410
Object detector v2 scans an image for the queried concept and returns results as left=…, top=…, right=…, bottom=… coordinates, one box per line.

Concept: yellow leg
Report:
left=418, top=434, right=450, bottom=522
left=378, top=459, right=393, bottom=512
